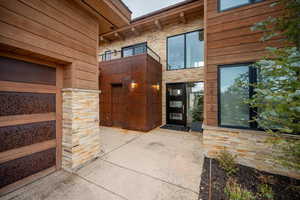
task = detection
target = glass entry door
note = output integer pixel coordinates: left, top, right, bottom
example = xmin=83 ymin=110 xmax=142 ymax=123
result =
xmin=166 ymin=83 xmax=186 ymax=126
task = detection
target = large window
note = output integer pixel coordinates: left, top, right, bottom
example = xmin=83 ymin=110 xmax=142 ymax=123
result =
xmin=219 ymin=0 xmax=263 ymax=12
xmin=218 ymin=63 xmax=257 ymax=128
xmin=167 ymin=30 xmax=204 ymax=70
xmin=122 ymin=43 xmax=147 ymax=57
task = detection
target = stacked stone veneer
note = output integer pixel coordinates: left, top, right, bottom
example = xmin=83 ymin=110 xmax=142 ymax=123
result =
xmin=203 ymin=125 xmax=300 ymax=179
xmin=62 ymin=88 xmax=100 ymax=172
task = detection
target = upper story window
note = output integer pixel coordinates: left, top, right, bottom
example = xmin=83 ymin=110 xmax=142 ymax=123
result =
xmin=219 ymin=0 xmax=263 ymax=12
xmin=167 ymin=30 xmax=204 ymax=70
xmin=122 ymin=43 xmax=147 ymax=57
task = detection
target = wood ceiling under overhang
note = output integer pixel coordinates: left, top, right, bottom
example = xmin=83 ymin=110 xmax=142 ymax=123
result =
xmin=99 ymin=0 xmax=204 ymax=44
xmin=75 ymin=0 xmax=132 ymax=35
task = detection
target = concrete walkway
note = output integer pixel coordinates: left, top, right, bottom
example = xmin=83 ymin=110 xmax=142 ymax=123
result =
xmin=2 ymin=127 xmax=204 ymax=200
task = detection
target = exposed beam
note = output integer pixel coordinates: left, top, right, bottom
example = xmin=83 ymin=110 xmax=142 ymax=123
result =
xmin=179 ymin=12 xmax=186 ymax=24
xmin=131 ymin=27 xmax=140 ymax=36
xmin=114 ymin=32 xmax=124 ymax=40
xmin=154 ymin=19 xmax=163 ymax=30
xmin=99 ymin=0 xmax=203 ymax=38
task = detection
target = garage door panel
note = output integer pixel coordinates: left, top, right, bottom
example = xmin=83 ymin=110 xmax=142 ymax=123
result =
xmin=0 ymin=56 xmax=56 ymax=85
xmin=0 ymin=121 xmax=56 ymax=152
xmin=0 ymin=55 xmax=60 ymax=193
xmin=0 ymin=92 xmax=56 ymax=116
xmin=0 ymin=148 xmax=56 ymax=188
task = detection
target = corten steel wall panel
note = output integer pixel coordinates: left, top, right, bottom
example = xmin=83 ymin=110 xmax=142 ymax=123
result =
xmin=0 ymin=121 xmax=56 ymax=152
xmin=204 ymin=0 xmax=283 ymax=126
xmin=99 ymin=54 xmax=162 ymax=131
xmin=0 ymin=148 xmax=56 ymax=188
xmin=0 ymin=92 xmax=55 ymax=116
xmin=0 ymin=56 xmax=56 ymax=86
xmin=146 ymin=55 xmax=162 ymax=130
xmin=111 ymin=84 xmax=124 ymax=127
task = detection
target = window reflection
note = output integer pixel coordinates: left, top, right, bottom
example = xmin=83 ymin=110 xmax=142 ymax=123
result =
xmin=186 ymin=82 xmax=204 ymax=130
xmin=167 ymin=34 xmax=185 ymax=70
xmin=219 ymin=66 xmax=250 ymax=127
xmin=219 ymin=0 xmax=263 ymax=11
xmin=186 ymin=31 xmax=204 ymax=68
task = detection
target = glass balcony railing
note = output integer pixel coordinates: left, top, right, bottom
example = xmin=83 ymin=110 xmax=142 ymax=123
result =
xmin=99 ymin=45 xmax=161 ymax=63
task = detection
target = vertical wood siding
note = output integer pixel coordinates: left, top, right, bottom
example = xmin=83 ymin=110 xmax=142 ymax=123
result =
xmin=204 ymin=0 xmax=283 ymax=126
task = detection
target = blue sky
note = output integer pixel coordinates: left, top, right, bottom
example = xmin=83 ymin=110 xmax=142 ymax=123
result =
xmin=122 ymin=0 xmax=185 ymax=19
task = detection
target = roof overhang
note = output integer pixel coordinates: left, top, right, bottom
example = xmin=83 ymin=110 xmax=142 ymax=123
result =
xmin=75 ymin=0 xmax=132 ymax=35
xmin=99 ymin=0 xmax=204 ymax=44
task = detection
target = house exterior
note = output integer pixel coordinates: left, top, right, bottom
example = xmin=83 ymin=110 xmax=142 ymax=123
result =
xmin=0 ymin=0 xmax=299 ymax=195
xmin=99 ymin=0 xmax=205 ymax=131
xmin=98 ymin=0 xmax=299 ymax=179
xmin=0 ymin=0 xmax=131 ymax=194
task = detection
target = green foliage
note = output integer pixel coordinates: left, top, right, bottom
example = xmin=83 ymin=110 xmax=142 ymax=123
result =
xmin=225 ymin=178 xmax=256 ymax=200
xmin=257 ymin=184 xmax=274 ymax=200
xmin=251 ymin=0 xmax=300 ymax=48
xmin=248 ymin=0 xmax=300 ymax=171
xmin=216 ymin=150 xmax=238 ymax=176
xmin=192 ymin=93 xmax=204 ymax=122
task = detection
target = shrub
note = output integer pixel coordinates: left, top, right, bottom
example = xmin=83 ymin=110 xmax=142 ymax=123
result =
xmin=225 ymin=178 xmax=256 ymax=200
xmin=257 ymin=184 xmax=274 ymax=200
xmin=216 ymin=150 xmax=238 ymax=176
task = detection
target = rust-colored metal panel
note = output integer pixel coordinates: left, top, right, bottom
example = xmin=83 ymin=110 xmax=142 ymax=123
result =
xmin=0 ymin=121 xmax=56 ymax=152
xmin=0 ymin=148 xmax=56 ymax=188
xmin=111 ymin=84 xmax=124 ymax=127
xmin=99 ymin=54 xmax=162 ymax=131
xmin=0 ymin=56 xmax=56 ymax=86
xmin=0 ymin=92 xmax=55 ymax=116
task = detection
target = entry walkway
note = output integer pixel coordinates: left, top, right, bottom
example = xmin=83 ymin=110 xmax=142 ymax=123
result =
xmin=2 ymin=127 xmax=204 ymax=200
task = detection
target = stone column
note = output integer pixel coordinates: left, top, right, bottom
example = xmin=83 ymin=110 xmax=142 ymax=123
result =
xmin=62 ymin=88 xmax=100 ymax=172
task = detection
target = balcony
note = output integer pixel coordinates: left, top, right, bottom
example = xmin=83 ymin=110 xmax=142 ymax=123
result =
xmin=99 ymin=45 xmax=161 ymax=63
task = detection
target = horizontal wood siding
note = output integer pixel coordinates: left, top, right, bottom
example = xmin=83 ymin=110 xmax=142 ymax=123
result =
xmin=204 ymin=0 xmax=282 ymax=126
xmin=0 ymin=0 xmax=99 ymax=90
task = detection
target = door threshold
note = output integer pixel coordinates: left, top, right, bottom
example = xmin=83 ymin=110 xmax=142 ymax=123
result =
xmin=160 ymin=124 xmax=190 ymax=132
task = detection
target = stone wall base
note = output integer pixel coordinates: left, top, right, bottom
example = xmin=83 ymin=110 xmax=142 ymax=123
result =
xmin=203 ymin=125 xmax=300 ymax=179
xmin=62 ymin=88 xmax=100 ymax=172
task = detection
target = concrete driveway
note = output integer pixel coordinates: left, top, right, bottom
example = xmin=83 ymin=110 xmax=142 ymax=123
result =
xmin=2 ymin=127 xmax=204 ymax=200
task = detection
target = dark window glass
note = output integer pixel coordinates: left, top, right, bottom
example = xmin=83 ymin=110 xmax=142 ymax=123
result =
xmin=122 ymin=48 xmax=133 ymax=57
xmin=167 ymin=30 xmax=204 ymax=70
xmin=186 ymin=31 xmax=204 ymax=68
xmin=219 ymin=0 xmax=263 ymax=11
xmin=122 ymin=43 xmax=146 ymax=57
xmin=103 ymin=51 xmax=111 ymax=61
xmin=219 ymin=64 xmax=251 ymax=128
xmin=167 ymin=34 xmax=185 ymax=70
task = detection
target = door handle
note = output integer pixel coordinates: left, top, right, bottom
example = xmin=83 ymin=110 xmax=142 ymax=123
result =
xmin=182 ymin=106 xmax=185 ymax=113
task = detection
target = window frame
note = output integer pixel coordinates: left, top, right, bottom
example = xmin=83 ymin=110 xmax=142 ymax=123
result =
xmin=102 ymin=50 xmax=112 ymax=61
xmin=121 ymin=42 xmax=147 ymax=58
xmin=166 ymin=29 xmax=204 ymax=71
xmin=218 ymin=0 xmax=264 ymax=12
xmin=217 ymin=63 xmax=258 ymax=130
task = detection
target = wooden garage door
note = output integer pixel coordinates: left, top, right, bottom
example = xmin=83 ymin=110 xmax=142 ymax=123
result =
xmin=0 ymin=56 xmax=62 ymax=194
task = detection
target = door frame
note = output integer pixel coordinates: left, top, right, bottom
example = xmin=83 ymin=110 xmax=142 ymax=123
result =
xmin=110 ymin=83 xmax=124 ymax=128
xmin=0 ymin=52 xmax=63 ymax=195
xmin=166 ymin=82 xmax=187 ymax=126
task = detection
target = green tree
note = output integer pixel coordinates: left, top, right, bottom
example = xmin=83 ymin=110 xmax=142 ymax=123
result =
xmin=249 ymin=0 xmax=300 ymax=170
xmin=192 ymin=92 xmax=204 ymax=122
